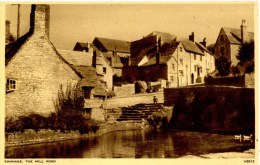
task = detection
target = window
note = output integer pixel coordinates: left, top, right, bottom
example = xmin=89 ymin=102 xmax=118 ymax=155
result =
xmin=180 ymin=58 xmax=183 ymax=65
xmin=6 ymin=79 xmax=16 ymax=91
xmin=179 ymin=70 xmax=184 ymax=77
xmin=194 ymin=54 xmax=196 ymax=60
xmin=200 ymin=55 xmax=202 ymax=61
xmin=194 ymin=65 xmax=197 ymax=72
xmin=172 ymin=63 xmax=175 ymax=71
xmin=82 ymin=87 xmax=92 ymax=99
xmin=170 ymin=76 xmax=174 ymax=82
xmin=103 ymin=67 xmax=107 ymax=74
xmin=179 ymin=47 xmax=183 ymax=52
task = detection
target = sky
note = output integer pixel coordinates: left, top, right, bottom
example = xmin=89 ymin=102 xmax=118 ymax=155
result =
xmin=5 ymin=3 xmax=255 ymax=50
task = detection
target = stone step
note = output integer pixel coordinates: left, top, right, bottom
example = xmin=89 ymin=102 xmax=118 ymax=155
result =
xmin=117 ymin=118 xmax=142 ymax=121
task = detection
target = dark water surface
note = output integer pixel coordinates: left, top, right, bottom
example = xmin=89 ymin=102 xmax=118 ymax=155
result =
xmin=5 ymin=130 xmax=253 ymax=158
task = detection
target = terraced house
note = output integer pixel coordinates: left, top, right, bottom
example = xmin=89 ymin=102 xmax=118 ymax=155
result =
xmin=123 ymin=31 xmax=215 ymax=87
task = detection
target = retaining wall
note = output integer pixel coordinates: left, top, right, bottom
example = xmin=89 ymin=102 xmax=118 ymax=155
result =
xmin=5 ymin=121 xmax=146 ymax=147
xmin=164 ymin=87 xmax=255 ymax=133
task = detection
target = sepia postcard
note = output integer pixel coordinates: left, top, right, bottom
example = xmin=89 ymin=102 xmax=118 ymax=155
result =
xmin=1 ymin=1 xmax=258 ymax=165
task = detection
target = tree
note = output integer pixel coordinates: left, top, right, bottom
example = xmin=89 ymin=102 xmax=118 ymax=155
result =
xmin=215 ymin=56 xmax=231 ymax=76
xmin=236 ymin=40 xmax=254 ymax=73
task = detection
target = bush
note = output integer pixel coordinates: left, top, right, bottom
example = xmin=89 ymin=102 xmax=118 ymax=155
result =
xmin=5 ymin=114 xmax=48 ymax=133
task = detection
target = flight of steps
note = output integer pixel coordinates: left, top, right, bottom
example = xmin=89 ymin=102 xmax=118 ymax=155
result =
xmin=116 ymin=103 xmax=163 ymax=122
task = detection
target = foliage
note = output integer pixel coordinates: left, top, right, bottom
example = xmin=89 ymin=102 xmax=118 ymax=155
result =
xmin=5 ymin=114 xmax=48 ymax=133
xmin=230 ymin=65 xmax=241 ymax=76
xmin=215 ymin=56 xmax=231 ymax=76
xmin=5 ymin=84 xmax=100 ymax=134
xmin=236 ymin=40 xmax=254 ymax=74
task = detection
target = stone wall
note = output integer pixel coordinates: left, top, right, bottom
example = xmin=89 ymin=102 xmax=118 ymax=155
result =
xmin=205 ymin=74 xmax=255 ymax=88
xmin=164 ymin=87 xmax=255 ymax=133
xmin=122 ymin=65 xmax=168 ymax=83
xmin=5 ymin=121 xmax=145 ymax=147
xmin=245 ymin=73 xmax=254 ymax=88
xmin=113 ymin=84 xmax=135 ymax=96
xmin=84 ymin=98 xmax=105 ymax=121
xmin=5 ymin=35 xmax=80 ymax=117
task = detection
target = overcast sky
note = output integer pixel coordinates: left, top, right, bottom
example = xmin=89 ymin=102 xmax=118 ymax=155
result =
xmin=6 ymin=3 xmax=255 ymax=50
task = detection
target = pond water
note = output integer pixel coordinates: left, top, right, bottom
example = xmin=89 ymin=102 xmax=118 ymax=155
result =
xmin=5 ymin=130 xmax=253 ymax=158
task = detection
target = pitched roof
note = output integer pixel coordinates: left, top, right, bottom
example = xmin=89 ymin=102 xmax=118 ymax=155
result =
xmin=222 ymin=27 xmax=254 ymax=44
xmin=58 ymin=49 xmax=92 ymax=66
xmin=73 ymin=66 xmax=106 ymax=95
xmin=195 ymin=42 xmax=212 ymax=54
xmin=141 ymin=55 xmax=173 ymax=66
xmin=93 ymin=37 xmax=130 ymax=53
xmin=73 ymin=66 xmax=99 ymax=86
xmin=179 ymin=39 xmax=204 ymax=55
xmin=146 ymin=31 xmax=177 ymax=43
xmin=102 ymin=52 xmax=124 ymax=68
xmin=5 ymin=31 xmax=33 ymax=65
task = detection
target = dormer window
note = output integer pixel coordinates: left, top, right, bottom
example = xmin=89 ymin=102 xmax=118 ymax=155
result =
xmin=6 ymin=79 xmax=17 ymax=92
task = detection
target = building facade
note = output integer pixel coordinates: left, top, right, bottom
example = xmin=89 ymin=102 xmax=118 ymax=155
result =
xmin=214 ymin=20 xmax=254 ymax=66
xmin=73 ymin=42 xmax=113 ymax=90
xmin=123 ymin=32 xmax=215 ymax=88
xmin=5 ymin=5 xmax=81 ymax=117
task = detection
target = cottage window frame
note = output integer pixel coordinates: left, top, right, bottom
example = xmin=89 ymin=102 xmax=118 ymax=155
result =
xmin=179 ymin=70 xmax=184 ymax=77
xmin=180 ymin=58 xmax=183 ymax=65
xmin=6 ymin=79 xmax=17 ymax=92
xmin=103 ymin=67 xmax=107 ymax=74
xmin=172 ymin=63 xmax=175 ymax=71
xmin=82 ymin=87 xmax=93 ymax=99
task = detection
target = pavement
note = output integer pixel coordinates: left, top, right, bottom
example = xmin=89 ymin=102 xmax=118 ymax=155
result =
xmin=105 ymin=91 xmax=164 ymax=109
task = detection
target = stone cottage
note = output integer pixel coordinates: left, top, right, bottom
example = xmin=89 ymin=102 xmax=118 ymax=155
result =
xmin=5 ymin=5 xmax=81 ymax=117
xmin=73 ymin=42 xmax=113 ymax=90
xmin=214 ymin=20 xmax=254 ymax=65
xmin=58 ymin=49 xmax=107 ymax=121
xmin=92 ymin=37 xmax=131 ymax=85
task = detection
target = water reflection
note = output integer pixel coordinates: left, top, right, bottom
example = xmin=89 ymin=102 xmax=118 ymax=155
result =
xmin=5 ymin=130 xmax=253 ymax=158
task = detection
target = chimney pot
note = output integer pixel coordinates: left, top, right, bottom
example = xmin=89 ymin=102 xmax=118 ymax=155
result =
xmin=189 ymin=32 xmax=195 ymax=42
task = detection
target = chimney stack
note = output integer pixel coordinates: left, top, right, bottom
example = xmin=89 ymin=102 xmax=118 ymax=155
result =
xmin=156 ymin=37 xmax=161 ymax=65
xmin=5 ymin=20 xmax=11 ymax=43
xmin=189 ymin=32 xmax=195 ymax=42
xmin=30 ymin=4 xmax=50 ymax=38
xmin=92 ymin=51 xmax=97 ymax=68
xmin=241 ymin=19 xmax=247 ymax=44
xmin=200 ymin=38 xmax=207 ymax=47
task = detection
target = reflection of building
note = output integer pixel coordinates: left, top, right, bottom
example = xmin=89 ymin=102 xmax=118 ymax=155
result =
xmin=123 ymin=31 xmax=215 ymax=87
xmin=5 ymin=5 xmax=81 ymax=117
xmin=214 ymin=20 xmax=254 ymax=65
